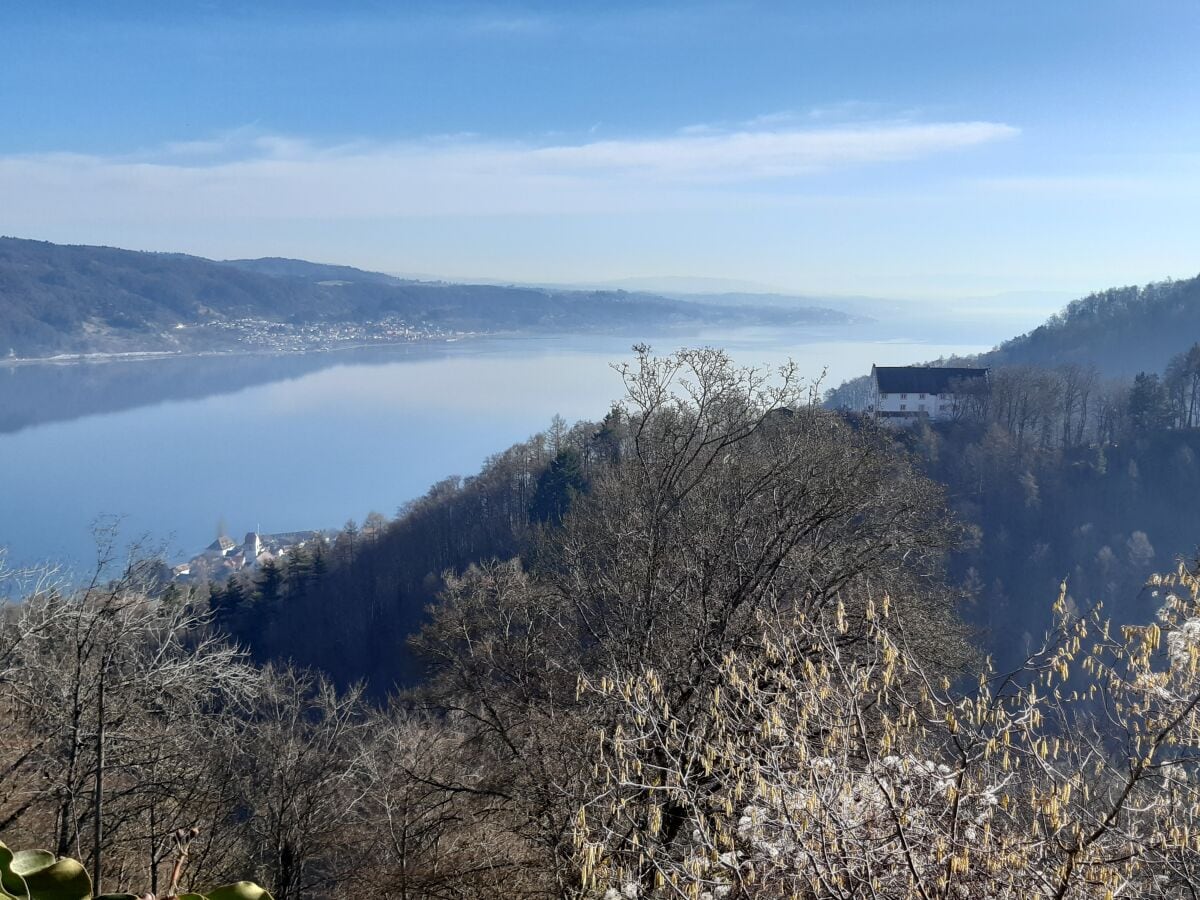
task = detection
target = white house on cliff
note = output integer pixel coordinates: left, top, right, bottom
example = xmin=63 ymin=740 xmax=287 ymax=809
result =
xmin=869 ymin=365 xmax=990 ymax=425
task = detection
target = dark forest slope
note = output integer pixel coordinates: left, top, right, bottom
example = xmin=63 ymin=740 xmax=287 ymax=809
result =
xmin=986 ymin=274 xmax=1200 ymax=375
xmin=824 ymin=271 xmax=1200 ymax=409
xmin=235 ymin=274 xmax=1200 ymax=693
xmin=223 ymin=377 xmax=1200 ymax=694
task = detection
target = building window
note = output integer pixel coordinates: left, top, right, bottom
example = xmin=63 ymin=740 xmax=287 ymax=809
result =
xmin=919 ymin=393 xmax=926 ymax=399
xmin=879 ymin=392 xmax=888 ymax=399
xmin=900 ymin=393 xmax=907 ymax=399
xmin=899 ymin=404 xmax=907 ymax=411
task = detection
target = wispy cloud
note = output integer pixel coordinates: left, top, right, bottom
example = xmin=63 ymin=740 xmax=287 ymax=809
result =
xmin=0 ymin=120 xmax=1018 ymax=223
xmin=740 ymin=102 xmax=892 ymax=128
xmin=528 ymin=121 xmax=1016 ymax=180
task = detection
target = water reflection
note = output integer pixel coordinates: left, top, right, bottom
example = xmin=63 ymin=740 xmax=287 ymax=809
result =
xmin=0 ymin=330 xmax=987 ymax=568
xmin=0 ymin=342 xmax=487 ymax=435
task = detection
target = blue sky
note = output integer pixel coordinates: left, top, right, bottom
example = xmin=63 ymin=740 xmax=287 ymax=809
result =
xmin=2 ymin=1 xmax=1199 ymax=305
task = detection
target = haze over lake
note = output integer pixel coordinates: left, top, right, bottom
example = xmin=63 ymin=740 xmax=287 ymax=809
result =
xmin=0 ymin=329 xmax=986 ymax=569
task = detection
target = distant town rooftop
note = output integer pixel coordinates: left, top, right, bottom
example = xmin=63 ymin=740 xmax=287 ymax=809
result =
xmin=872 ymin=366 xmax=989 ymax=395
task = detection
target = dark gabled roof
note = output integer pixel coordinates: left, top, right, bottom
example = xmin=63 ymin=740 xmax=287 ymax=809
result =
xmin=872 ymin=366 xmax=989 ymax=394
xmin=207 ymin=535 xmax=236 ymax=553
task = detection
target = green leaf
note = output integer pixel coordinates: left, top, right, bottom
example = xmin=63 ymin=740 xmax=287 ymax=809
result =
xmin=17 ymin=857 xmax=91 ymax=900
xmin=205 ymin=883 xmax=274 ymax=900
xmin=0 ymin=841 xmax=272 ymax=900
xmin=0 ymin=843 xmax=95 ymax=900
xmin=8 ymin=852 xmax=55 ymax=880
xmin=0 ymin=842 xmax=29 ymax=899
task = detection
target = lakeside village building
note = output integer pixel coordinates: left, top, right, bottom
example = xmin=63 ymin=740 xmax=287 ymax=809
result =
xmin=171 ymin=529 xmax=327 ymax=581
xmin=869 ymin=365 xmax=990 ymax=426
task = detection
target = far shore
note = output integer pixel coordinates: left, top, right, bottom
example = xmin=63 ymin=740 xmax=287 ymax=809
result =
xmin=0 ymin=334 xmax=484 ymax=369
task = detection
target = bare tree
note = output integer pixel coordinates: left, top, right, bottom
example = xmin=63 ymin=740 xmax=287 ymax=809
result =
xmin=0 ymin=540 xmax=258 ymax=895
xmin=231 ymin=667 xmax=370 ymax=900
xmin=575 ymin=564 xmax=1200 ymax=899
xmin=414 ymin=347 xmax=965 ymax=896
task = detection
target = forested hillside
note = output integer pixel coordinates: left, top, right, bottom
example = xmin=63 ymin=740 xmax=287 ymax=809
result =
xmin=211 ymin=420 xmax=578 ymax=686
xmin=205 ymin=351 xmax=964 ymax=691
xmin=0 ymin=237 xmax=851 ymax=357
xmin=6 ymin=348 xmax=1200 ymax=898
xmin=989 ymin=273 xmax=1200 ymax=374
xmin=824 ymin=271 xmax=1200 ymax=410
xmin=898 ymin=370 xmax=1200 ymax=673
xmin=823 ymin=345 xmax=1200 ymax=672
xmin=218 ymin=340 xmax=1200 ymax=693
xmin=817 ymin=275 xmax=1200 ymax=665
xmin=219 ymin=256 xmax=409 ymax=285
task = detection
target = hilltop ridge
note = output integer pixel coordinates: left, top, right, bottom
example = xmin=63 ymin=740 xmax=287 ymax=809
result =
xmin=0 ymin=237 xmax=854 ymax=359
xmin=985 ymin=273 xmax=1200 ymax=374
xmin=824 ymin=270 xmax=1200 ymax=408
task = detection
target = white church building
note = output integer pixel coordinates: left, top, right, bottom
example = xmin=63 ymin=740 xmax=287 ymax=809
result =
xmin=869 ymin=365 xmax=990 ymax=425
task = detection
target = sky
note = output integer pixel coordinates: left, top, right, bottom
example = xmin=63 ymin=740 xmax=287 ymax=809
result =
xmin=2 ymin=1 xmax=1199 ymax=305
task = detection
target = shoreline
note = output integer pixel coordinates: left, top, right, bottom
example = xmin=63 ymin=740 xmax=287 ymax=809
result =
xmin=0 ymin=317 xmax=873 ymax=372
xmin=0 ymin=334 xmax=485 ymax=369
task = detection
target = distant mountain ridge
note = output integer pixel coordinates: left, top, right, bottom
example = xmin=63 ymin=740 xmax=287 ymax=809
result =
xmin=219 ymin=257 xmax=411 ymax=286
xmin=0 ymin=237 xmax=854 ymax=359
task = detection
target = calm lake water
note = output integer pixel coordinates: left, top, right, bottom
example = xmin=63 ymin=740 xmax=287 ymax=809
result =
xmin=0 ymin=329 xmax=988 ymax=569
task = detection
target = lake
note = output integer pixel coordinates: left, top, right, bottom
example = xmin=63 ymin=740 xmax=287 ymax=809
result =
xmin=0 ymin=328 xmax=989 ymax=570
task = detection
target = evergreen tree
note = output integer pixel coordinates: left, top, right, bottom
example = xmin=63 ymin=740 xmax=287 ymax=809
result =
xmin=256 ymin=558 xmax=284 ymax=612
xmin=1128 ymin=372 xmax=1172 ymax=433
xmin=286 ymin=546 xmax=313 ymax=598
xmin=529 ymin=448 xmax=588 ymax=525
xmin=311 ymin=539 xmax=330 ymax=578
xmin=593 ymin=406 xmax=623 ymax=466
xmin=210 ymin=576 xmax=250 ymax=641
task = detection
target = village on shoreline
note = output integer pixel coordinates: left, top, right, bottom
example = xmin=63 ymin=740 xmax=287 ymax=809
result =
xmin=2 ymin=315 xmax=475 ymax=367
